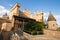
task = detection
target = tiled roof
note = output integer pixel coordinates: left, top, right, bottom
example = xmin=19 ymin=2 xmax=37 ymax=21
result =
xmin=47 ymin=12 xmax=56 ymax=21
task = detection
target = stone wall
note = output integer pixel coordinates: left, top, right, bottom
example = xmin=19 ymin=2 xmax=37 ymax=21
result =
xmin=43 ymin=29 xmax=60 ymax=40
xmin=23 ymin=9 xmax=43 ymax=22
xmin=1 ymin=22 xmax=12 ymax=31
xmin=43 ymin=29 xmax=56 ymax=36
xmin=9 ymin=3 xmax=20 ymax=20
xmin=23 ymin=29 xmax=60 ymax=40
xmin=48 ymin=21 xmax=58 ymax=30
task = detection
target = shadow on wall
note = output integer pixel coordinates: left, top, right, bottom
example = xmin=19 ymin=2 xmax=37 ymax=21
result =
xmin=0 ymin=30 xmax=28 ymax=40
xmin=0 ymin=30 xmax=10 ymax=40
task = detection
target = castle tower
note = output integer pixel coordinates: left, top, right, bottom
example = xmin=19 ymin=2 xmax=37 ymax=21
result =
xmin=9 ymin=3 xmax=20 ymax=20
xmin=38 ymin=11 xmax=43 ymax=22
xmin=47 ymin=11 xmax=58 ymax=30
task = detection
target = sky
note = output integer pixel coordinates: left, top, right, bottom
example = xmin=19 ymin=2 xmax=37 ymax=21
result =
xmin=0 ymin=0 xmax=60 ymax=26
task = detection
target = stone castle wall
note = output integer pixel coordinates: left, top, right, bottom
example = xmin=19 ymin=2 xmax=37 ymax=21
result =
xmin=48 ymin=21 xmax=58 ymax=30
xmin=43 ymin=29 xmax=60 ymax=39
xmin=23 ymin=9 xmax=43 ymax=22
xmin=9 ymin=3 xmax=20 ymax=20
xmin=23 ymin=29 xmax=60 ymax=40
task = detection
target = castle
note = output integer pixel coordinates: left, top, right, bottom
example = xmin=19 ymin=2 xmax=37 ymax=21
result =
xmin=0 ymin=3 xmax=59 ymax=40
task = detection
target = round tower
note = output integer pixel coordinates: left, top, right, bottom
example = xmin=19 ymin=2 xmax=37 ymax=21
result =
xmin=47 ymin=11 xmax=58 ymax=30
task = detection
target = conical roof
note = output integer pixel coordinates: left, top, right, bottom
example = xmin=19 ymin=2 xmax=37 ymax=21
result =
xmin=47 ymin=12 xmax=56 ymax=21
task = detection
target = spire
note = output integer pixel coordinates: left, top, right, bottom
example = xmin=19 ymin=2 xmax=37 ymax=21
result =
xmin=47 ymin=11 xmax=56 ymax=21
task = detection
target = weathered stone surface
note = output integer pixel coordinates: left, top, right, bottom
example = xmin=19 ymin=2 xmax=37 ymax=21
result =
xmin=23 ymin=29 xmax=60 ymax=40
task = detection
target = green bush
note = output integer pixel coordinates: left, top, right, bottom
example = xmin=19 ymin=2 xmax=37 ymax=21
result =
xmin=24 ymin=20 xmax=44 ymax=35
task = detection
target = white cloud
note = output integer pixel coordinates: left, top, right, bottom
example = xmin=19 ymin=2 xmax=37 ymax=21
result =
xmin=54 ymin=15 xmax=60 ymax=26
xmin=0 ymin=5 xmax=9 ymax=17
xmin=55 ymin=15 xmax=60 ymax=19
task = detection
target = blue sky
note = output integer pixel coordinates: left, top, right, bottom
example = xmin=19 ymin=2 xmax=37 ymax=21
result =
xmin=0 ymin=0 xmax=60 ymax=26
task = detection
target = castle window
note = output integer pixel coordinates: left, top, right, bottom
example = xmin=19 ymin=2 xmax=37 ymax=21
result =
xmin=53 ymin=24 xmax=54 ymax=26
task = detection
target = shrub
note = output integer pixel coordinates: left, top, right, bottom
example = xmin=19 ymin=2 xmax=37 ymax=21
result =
xmin=24 ymin=20 xmax=44 ymax=35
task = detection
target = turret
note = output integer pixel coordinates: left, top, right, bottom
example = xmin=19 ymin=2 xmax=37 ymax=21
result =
xmin=47 ymin=11 xmax=58 ymax=30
